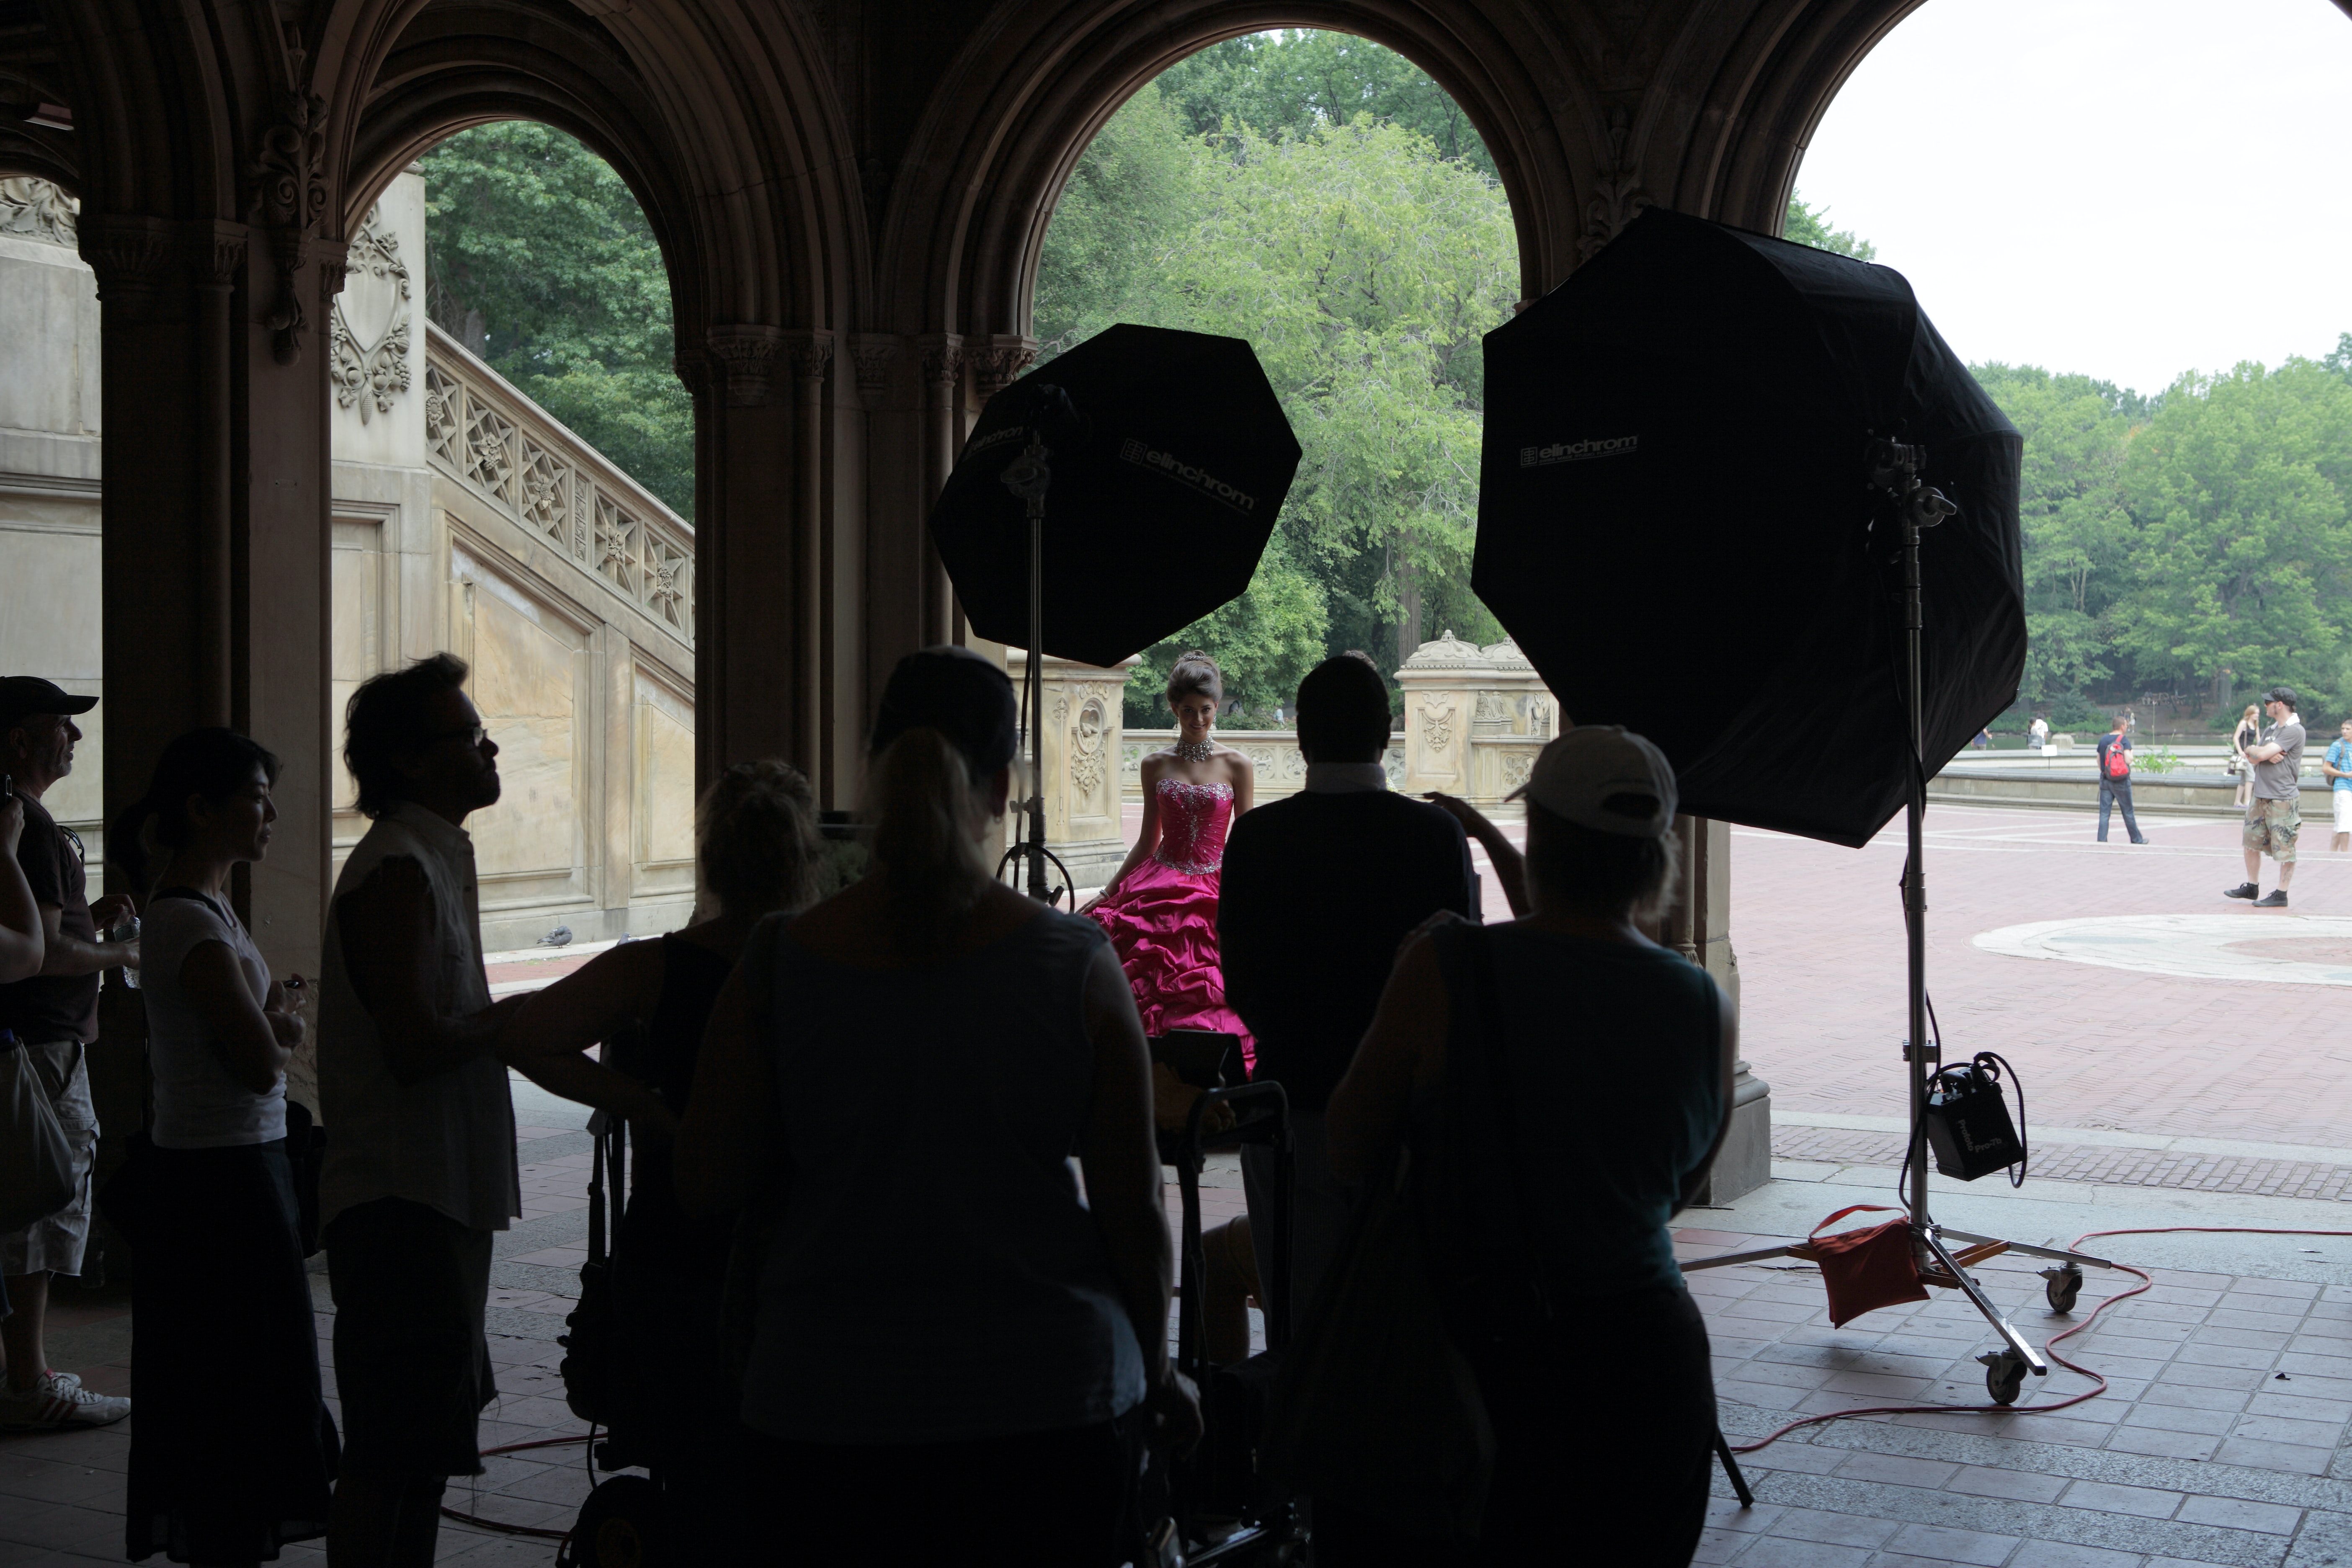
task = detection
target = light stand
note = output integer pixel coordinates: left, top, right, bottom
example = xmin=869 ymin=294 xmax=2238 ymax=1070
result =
xmin=1684 ymin=441 xmax=2116 ymax=1406
xmin=996 ymin=432 xmax=1073 ymax=906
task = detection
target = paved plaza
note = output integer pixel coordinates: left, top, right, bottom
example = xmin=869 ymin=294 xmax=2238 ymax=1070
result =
xmin=15 ymin=799 xmax=2352 ymax=1564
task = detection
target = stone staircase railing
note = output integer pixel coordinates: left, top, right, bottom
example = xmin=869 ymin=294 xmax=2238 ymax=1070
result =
xmin=422 ymin=321 xmax=694 ymax=647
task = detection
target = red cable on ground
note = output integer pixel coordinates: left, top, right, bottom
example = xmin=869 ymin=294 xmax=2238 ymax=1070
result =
xmin=439 ymin=1432 xmax=596 ymax=1542
xmin=1725 ymin=1225 xmax=2352 ymax=1454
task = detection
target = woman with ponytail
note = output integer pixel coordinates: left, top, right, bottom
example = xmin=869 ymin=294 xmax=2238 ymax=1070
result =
xmin=677 ymin=647 xmax=1199 ymax=1565
xmin=109 ymin=727 xmax=338 ymax=1565
xmin=1084 ymin=649 xmax=1255 ymax=1065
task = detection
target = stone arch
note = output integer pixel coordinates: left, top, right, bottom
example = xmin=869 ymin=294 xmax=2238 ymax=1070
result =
xmin=880 ymin=2 xmax=1598 ymax=350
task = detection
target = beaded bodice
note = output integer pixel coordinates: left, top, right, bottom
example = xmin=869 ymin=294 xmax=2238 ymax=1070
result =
xmin=1151 ymin=777 xmax=1235 ymax=874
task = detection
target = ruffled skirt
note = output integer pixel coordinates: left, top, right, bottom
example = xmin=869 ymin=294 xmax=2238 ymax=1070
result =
xmin=1088 ymin=859 xmax=1255 ymax=1070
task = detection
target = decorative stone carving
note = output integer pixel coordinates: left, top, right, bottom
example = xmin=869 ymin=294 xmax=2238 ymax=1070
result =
xmin=79 ymin=216 xmax=177 ymax=310
xmin=971 ymin=339 xmax=1037 ymax=400
xmin=249 ymin=94 xmax=329 ymax=364
xmin=707 ymin=325 xmax=787 ymax=406
xmin=789 ymin=331 xmax=835 ymax=383
xmin=330 ymin=201 xmax=412 ymax=423
xmin=1420 ymin=691 xmax=1457 ymax=751
xmin=919 ymin=335 xmax=965 ymax=388
xmin=1578 ymin=107 xmax=1651 ymax=263
xmin=1500 ymin=750 xmax=1536 ymax=790
xmin=0 ymin=178 xmax=77 ymax=245
xmin=850 ymin=335 xmax=897 ymax=395
xmin=1071 ymin=695 xmax=1109 ymax=796
xmin=672 ymin=348 xmax=713 ymax=397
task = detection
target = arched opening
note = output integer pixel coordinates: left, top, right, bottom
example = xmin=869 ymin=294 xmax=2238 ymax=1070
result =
xmin=1034 ymin=29 xmax=1522 ymax=727
xmin=1745 ymin=0 xmax=2352 ymax=1140
xmin=328 ymin=122 xmax=701 ymax=953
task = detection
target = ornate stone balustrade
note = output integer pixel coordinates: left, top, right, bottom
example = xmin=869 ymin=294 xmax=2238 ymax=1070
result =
xmin=422 ymin=321 xmax=694 ymax=647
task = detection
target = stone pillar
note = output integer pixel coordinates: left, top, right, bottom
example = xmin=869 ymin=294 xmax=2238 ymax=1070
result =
xmin=1006 ymin=650 xmax=1138 ymax=893
xmin=84 ymin=206 xmax=335 ymax=979
xmin=1470 ymin=636 xmax=1558 ymax=806
xmin=1684 ymin=814 xmax=1770 ymax=1203
xmin=1393 ymin=630 xmax=1493 ymax=797
xmin=701 ymin=325 xmax=802 ymax=782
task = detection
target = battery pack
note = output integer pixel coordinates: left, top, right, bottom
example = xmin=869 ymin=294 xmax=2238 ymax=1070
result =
xmin=1921 ymin=1054 xmax=2026 ymax=1181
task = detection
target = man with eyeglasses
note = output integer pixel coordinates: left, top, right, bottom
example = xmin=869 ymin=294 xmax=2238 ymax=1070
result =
xmin=0 ymin=677 xmax=138 ymax=1430
xmin=315 ymin=652 xmax=528 ymax=1564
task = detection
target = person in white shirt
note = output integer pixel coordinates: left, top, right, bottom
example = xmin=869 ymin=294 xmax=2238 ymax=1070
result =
xmin=109 ymin=727 xmax=335 ymax=1560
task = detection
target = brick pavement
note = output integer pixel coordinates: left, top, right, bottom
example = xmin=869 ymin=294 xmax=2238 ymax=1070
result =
xmin=1773 ymin=1127 xmax=2352 ymax=1204
xmin=1733 ymin=805 xmax=2352 ymax=1151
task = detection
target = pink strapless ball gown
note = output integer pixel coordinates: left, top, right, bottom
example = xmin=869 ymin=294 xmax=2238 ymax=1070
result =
xmin=1088 ymin=777 xmax=1255 ymax=1070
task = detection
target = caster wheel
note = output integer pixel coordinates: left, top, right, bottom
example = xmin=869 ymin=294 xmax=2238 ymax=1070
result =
xmin=2042 ymin=1264 xmax=2084 ymax=1314
xmin=1979 ymin=1351 xmax=2027 ymax=1406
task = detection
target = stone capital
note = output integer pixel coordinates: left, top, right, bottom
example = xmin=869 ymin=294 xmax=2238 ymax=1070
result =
xmin=788 ymin=329 xmax=835 ymax=383
xmin=917 ymin=333 xmax=964 ymax=389
xmin=707 ymin=324 xmax=788 ymax=406
xmin=848 ymin=333 xmax=899 ymax=408
xmin=971 ymin=336 xmax=1037 ymax=400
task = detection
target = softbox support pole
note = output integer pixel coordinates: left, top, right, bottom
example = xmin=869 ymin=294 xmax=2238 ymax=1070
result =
xmin=1681 ymin=442 xmax=2117 ymax=1409
xmin=998 ymin=430 xmax=1069 ymax=907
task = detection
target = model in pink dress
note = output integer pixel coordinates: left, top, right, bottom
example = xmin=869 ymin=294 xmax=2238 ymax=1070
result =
xmin=1086 ymin=651 xmax=1256 ymax=1067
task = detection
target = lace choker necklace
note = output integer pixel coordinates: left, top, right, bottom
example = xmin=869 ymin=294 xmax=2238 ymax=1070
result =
xmin=1173 ymin=739 xmax=1215 ymax=763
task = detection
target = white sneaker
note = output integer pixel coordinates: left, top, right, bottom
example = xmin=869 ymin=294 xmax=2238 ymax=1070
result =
xmin=0 ymin=1370 xmax=130 ymax=1429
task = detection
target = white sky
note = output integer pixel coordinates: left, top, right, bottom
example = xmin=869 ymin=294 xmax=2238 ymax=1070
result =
xmin=1795 ymin=0 xmax=2352 ymax=397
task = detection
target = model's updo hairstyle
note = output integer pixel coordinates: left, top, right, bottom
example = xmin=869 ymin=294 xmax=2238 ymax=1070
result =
xmin=1166 ymin=650 xmax=1223 ymax=712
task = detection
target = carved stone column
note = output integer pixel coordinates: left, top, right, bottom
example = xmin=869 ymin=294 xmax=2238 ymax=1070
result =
xmin=970 ymin=336 xmax=1037 ymax=404
xmin=1393 ymin=630 xmax=1493 ymax=797
xmin=702 ymin=325 xmax=799 ymax=777
xmin=83 ymin=206 xmax=335 ymax=979
xmin=1005 ymin=650 xmax=1139 ymax=892
xmin=917 ymin=334 xmax=964 ymax=645
xmin=789 ymin=330 xmax=834 ymax=792
xmin=1684 ymin=814 xmax=1769 ymax=1203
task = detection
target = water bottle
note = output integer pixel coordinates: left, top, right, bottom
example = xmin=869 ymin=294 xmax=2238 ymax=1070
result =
xmin=110 ymin=916 xmax=140 ymax=989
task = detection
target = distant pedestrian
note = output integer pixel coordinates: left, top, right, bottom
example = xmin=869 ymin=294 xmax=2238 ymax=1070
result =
xmin=2326 ymin=720 xmax=2352 ymax=854
xmin=2226 ymin=686 xmax=2306 ymax=908
xmin=2096 ymin=712 xmax=2147 ymax=845
xmin=2029 ymin=715 xmax=2050 ymax=753
xmin=2233 ymin=704 xmax=2262 ymax=810
xmin=1973 ymin=727 xmax=1991 ymax=750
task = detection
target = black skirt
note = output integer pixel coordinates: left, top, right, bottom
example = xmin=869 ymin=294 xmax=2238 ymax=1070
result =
xmin=127 ymin=1138 xmax=339 ymax=1563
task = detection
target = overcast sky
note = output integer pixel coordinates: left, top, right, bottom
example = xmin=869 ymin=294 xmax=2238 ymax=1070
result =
xmin=1795 ymin=0 xmax=2352 ymax=397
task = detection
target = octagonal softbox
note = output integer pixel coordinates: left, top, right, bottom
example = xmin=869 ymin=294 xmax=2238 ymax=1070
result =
xmin=929 ymin=324 xmax=1302 ymax=669
xmin=1474 ymin=207 xmax=2024 ymax=846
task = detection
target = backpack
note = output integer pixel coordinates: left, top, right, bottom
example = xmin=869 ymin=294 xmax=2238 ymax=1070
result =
xmin=2104 ymin=737 xmax=2130 ymax=779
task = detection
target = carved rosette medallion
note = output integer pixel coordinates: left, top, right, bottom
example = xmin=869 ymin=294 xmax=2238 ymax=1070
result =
xmin=330 ymin=202 xmax=413 ymax=423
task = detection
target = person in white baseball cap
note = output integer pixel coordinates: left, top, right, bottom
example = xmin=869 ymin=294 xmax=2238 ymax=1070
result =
xmin=1320 ymin=723 xmax=1736 ymax=1567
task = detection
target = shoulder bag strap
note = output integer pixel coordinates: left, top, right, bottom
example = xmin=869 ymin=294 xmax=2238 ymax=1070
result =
xmin=1465 ymin=924 xmax=1550 ymax=1309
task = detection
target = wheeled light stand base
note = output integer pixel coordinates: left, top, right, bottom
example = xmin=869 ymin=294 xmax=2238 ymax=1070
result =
xmin=1684 ymin=441 xmax=2115 ymax=1405
xmin=1684 ymin=1222 xmax=2118 ymax=1403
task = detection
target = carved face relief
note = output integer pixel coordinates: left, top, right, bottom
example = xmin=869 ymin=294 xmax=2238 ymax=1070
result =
xmin=1071 ymin=698 xmax=1106 ymax=797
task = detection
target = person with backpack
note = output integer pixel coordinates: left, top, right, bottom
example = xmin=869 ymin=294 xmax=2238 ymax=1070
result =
xmin=1320 ymin=726 xmax=1735 ymax=1566
xmin=2096 ymin=712 xmax=2147 ymax=845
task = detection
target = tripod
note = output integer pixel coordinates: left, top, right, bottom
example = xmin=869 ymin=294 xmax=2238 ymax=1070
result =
xmin=1683 ymin=441 xmax=2115 ymax=1405
xmin=994 ymin=428 xmax=1074 ymax=907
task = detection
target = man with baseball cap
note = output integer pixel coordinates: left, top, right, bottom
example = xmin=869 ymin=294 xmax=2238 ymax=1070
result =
xmin=0 ymin=676 xmax=137 ymax=1429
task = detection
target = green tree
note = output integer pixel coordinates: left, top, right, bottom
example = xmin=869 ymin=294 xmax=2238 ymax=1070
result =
xmin=1153 ymin=30 xmax=1497 ymax=176
xmin=1035 ymin=89 xmax=1519 ymax=721
xmin=1972 ymin=363 xmax=2140 ymax=704
xmin=419 ymin=122 xmax=694 ymax=518
xmin=2327 ymin=331 xmax=2352 ymax=382
xmin=2109 ymin=361 xmax=2352 ymax=708
xmin=1783 ymin=194 xmax=1875 ymax=260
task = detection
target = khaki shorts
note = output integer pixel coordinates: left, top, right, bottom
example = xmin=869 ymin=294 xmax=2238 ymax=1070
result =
xmin=2246 ymin=796 xmax=2301 ymax=863
xmin=2 ymin=1040 xmax=98 ymax=1277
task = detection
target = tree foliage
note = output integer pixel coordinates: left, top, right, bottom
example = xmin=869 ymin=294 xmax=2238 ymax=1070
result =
xmin=1037 ymin=63 xmax=1518 ymax=722
xmin=419 ymin=122 xmax=694 ymax=518
xmin=1783 ymin=195 xmax=1876 ymax=261
xmin=1152 ymin=30 xmax=1497 ymax=176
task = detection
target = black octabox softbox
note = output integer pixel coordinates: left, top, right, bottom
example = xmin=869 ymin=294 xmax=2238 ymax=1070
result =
xmin=1474 ymin=207 xmax=2024 ymax=847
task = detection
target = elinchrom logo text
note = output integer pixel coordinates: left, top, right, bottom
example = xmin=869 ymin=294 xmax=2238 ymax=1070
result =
xmin=1520 ymin=436 xmax=1639 ymax=467
xmin=1121 ymin=438 xmax=1256 ymax=513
